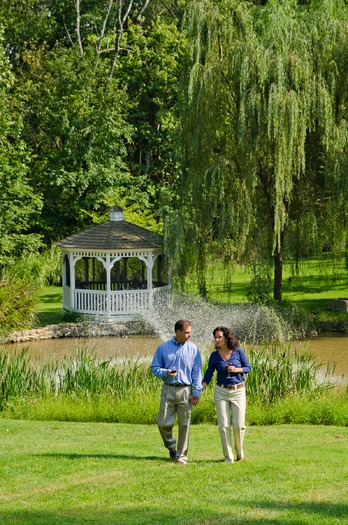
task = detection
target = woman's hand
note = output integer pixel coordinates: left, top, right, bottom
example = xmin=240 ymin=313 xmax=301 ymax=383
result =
xmin=226 ymin=365 xmax=242 ymax=373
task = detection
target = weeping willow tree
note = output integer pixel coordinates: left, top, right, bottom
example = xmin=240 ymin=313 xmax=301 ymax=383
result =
xmin=166 ymin=0 xmax=348 ymax=300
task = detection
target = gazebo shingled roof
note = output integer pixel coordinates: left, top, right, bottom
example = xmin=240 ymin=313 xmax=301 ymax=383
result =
xmin=56 ymin=206 xmax=163 ymax=251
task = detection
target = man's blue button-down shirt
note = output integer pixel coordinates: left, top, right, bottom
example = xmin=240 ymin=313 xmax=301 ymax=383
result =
xmin=151 ymin=336 xmax=203 ymax=397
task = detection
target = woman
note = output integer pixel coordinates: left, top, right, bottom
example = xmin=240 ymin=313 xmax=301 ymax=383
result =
xmin=202 ymin=326 xmax=251 ymax=463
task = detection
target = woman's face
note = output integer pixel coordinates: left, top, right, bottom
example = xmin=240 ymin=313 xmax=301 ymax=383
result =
xmin=214 ymin=330 xmax=226 ymax=348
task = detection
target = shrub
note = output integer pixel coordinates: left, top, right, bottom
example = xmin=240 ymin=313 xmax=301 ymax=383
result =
xmin=3 ymin=245 xmax=61 ymax=287
xmin=0 ymin=279 xmax=38 ymax=338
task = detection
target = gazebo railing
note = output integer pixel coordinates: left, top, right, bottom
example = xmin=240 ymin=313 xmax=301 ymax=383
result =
xmin=64 ymin=285 xmax=171 ymax=316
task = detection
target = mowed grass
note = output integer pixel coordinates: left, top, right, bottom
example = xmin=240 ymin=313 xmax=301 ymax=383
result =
xmin=34 ymin=286 xmax=64 ymax=326
xmin=0 ymin=420 xmax=347 ymax=525
xmin=203 ymin=254 xmax=348 ymax=309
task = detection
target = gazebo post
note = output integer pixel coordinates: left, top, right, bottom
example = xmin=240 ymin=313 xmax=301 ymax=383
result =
xmin=69 ymin=252 xmax=75 ymax=312
xmin=146 ymin=253 xmax=156 ymax=310
xmin=83 ymin=257 xmax=89 ymax=285
xmin=92 ymin=258 xmax=96 ymax=285
xmin=61 ymin=253 xmax=67 ymax=310
xmin=123 ymin=258 xmax=128 ymax=289
xmin=105 ymin=254 xmax=112 ymax=318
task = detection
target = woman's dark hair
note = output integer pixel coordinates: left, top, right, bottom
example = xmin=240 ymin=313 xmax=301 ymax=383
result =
xmin=213 ymin=326 xmax=239 ymax=350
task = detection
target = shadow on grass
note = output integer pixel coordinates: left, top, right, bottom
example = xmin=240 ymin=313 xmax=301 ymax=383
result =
xmin=35 ymin=310 xmax=63 ymax=326
xmin=34 ymin=452 xmax=167 ymax=461
xmin=38 ymin=292 xmax=62 ymax=304
xmin=35 ymin=452 xmax=224 ymax=464
xmin=0 ymin=499 xmax=347 ymax=525
xmin=288 ymin=297 xmax=335 ymax=311
xmin=284 ymin=274 xmax=348 ymax=294
xmin=35 ymin=288 xmax=63 ymax=326
xmin=289 ymin=297 xmax=348 ymax=315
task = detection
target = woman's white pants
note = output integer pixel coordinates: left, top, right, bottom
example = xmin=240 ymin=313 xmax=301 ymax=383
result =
xmin=214 ymin=384 xmax=246 ymax=462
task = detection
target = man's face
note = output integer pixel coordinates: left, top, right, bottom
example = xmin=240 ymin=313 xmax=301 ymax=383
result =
xmin=175 ymin=325 xmax=192 ymax=344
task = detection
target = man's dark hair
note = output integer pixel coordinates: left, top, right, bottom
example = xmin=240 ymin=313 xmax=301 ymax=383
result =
xmin=175 ymin=320 xmax=191 ymax=332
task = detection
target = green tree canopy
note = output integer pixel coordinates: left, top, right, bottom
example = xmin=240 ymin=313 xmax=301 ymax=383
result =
xmin=0 ymin=30 xmax=42 ymax=265
xmin=0 ymin=0 xmax=188 ymax=241
xmin=166 ymin=0 xmax=348 ymax=300
xmin=21 ymin=44 xmax=133 ymax=241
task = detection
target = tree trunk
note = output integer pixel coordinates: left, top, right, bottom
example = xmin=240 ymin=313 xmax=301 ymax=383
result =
xmin=273 ymin=251 xmax=282 ymax=301
xmin=273 ymin=233 xmax=284 ymax=301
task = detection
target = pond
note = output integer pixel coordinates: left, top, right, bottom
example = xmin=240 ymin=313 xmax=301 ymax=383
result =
xmin=3 ymin=333 xmax=348 ymax=380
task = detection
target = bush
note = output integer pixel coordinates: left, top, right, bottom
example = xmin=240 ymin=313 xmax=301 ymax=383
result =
xmin=3 ymin=246 xmax=61 ymax=287
xmin=313 ymin=311 xmax=348 ymax=334
xmin=0 ymin=278 xmax=38 ymax=338
xmin=0 ymin=246 xmax=62 ymax=337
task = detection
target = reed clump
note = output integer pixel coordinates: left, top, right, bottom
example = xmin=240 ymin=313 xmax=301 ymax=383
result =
xmin=0 ymin=343 xmax=346 ymax=426
xmin=246 ymin=344 xmax=334 ymax=404
xmin=3 ymin=347 xmax=159 ymax=403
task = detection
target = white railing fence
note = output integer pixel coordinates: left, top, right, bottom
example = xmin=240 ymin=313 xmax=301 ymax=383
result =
xmin=63 ymin=285 xmax=171 ymax=316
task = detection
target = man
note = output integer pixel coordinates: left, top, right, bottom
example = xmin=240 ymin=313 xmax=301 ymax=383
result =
xmin=150 ymin=319 xmax=202 ymax=465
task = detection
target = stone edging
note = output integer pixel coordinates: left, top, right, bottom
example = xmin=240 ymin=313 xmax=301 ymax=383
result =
xmin=4 ymin=322 xmax=130 ymax=344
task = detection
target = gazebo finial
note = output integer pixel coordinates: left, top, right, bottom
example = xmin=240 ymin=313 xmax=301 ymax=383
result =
xmin=109 ymin=205 xmax=124 ymax=222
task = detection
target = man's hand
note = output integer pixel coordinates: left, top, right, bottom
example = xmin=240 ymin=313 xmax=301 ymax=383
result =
xmin=190 ymin=396 xmax=200 ymax=406
xmin=167 ymin=369 xmax=177 ymax=377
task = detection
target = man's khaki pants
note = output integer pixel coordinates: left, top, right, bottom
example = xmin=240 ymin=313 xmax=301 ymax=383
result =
xmin=214 ymin=383 xmax=246 ymax=462
xmin=156 ymin=384 xmax=192 ymax=464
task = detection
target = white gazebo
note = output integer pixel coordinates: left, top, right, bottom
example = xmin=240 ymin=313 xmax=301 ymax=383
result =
xmin=56 ymin=206 xmax=171 ymax=321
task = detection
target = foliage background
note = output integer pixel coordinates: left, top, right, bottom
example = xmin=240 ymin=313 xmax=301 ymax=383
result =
xmin=0 ymin=0 xmax=347 ymax=332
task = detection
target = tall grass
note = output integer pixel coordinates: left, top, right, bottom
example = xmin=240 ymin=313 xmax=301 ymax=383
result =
xmin=0 ymin=347 xmax=159 ymax=408
xmin=0 ymin=278 xmax=38 ymax=338
xmin=0 ymin=246 xmax=62 ymax=337
xmin=3 ymin=246 xmax=61 ymax=287
xmin=53 ymin=349 xmax=158 ymax=399
xmin=0 ymin=349 xmax=37 ymax=403
xmin=246 ymin=344 xmax=334 ymax=404
xmin=1 ymin=343 xmax=346 ymax=425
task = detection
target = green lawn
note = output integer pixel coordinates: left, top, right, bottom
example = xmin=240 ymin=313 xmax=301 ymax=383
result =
xmin=203 ymin=255 xmax=348 ymax=309
xmin=0 ymin=420 xmax=346 ymax=525
xmin=35 ymin=286 xmax=63 ymax=326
